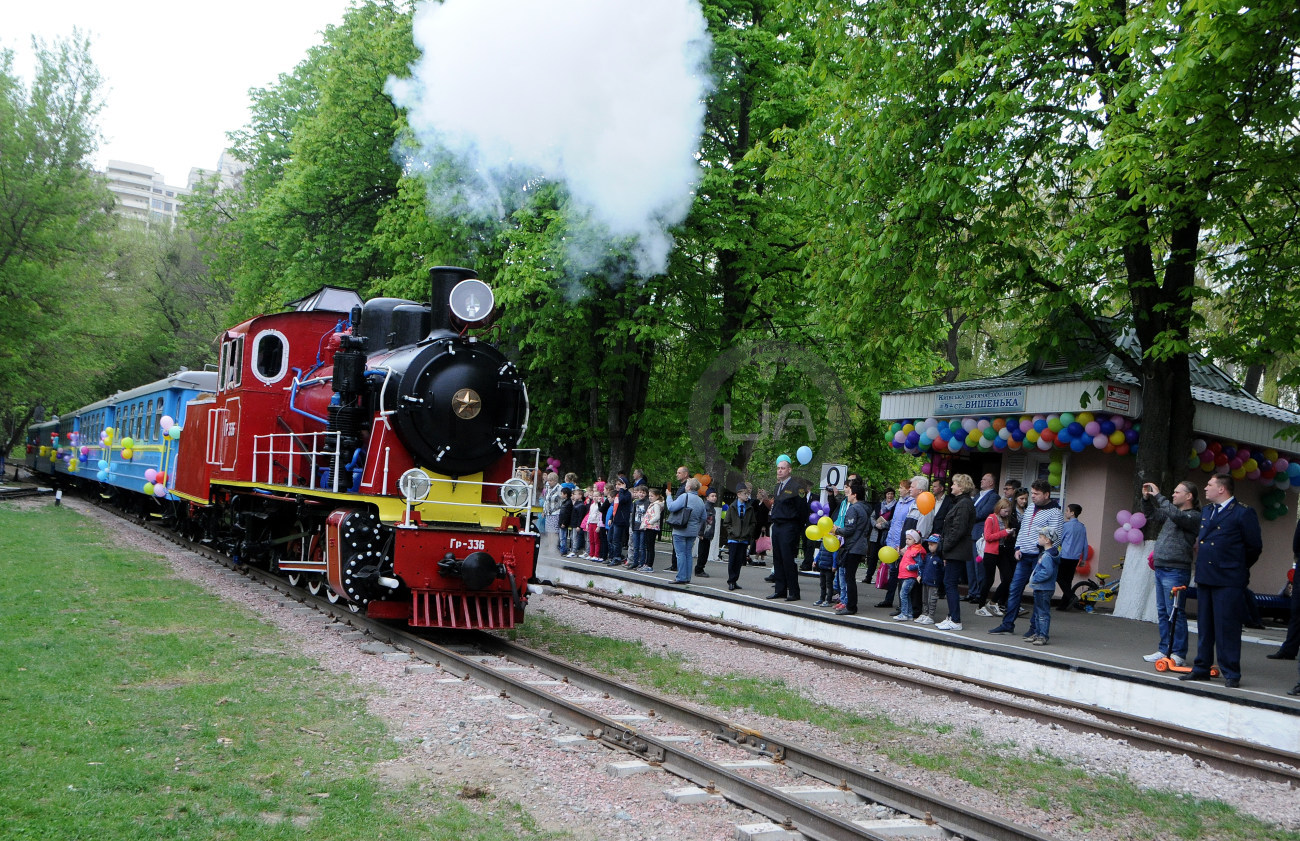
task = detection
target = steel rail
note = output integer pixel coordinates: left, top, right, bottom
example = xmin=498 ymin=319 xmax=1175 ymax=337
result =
xmin=552 ymin=584 xmax=1300 ymax=787
xmin=118 ymin=513 xmax=1055 ymax=841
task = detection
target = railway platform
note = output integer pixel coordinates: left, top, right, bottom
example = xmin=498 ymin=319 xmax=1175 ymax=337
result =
xmin=535 ymin=541 xmax=1300 ymax=756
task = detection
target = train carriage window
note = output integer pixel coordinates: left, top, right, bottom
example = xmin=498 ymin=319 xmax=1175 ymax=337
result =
xmin=146 ymin=400 xmax=155 ymax=441
xmin=252 ymin=330 xmax=289 ymax=385
xmin=220 ymin=337 xmax=244 ymax=390
xmin=154 ymin=404 xmax=163 ymax=441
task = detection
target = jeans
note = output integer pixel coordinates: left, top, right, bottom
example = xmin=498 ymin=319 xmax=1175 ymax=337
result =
xmin=558 ymin=527 xmax=570 ymax=556
xmin=897 ymin=579 xmax=916 ymax=618
xmin=609 ymin=524 xmax=627 ymax=562
xmin=629 ymin=529 xmax=647 ymax=566
xmin=1154 ymin=566 xmax=1191 ymax=657
xmin=672 ymin=534 xmax=697 ymax=582
xmin=994 ymin=554 xmax=1035 ymax=630
xmin=1027 ymin=590 xmax=1052 ymax=640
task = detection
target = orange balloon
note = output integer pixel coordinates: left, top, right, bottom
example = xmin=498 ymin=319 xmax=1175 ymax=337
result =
xmin=915 ymin=491 xmax=936 ymax=515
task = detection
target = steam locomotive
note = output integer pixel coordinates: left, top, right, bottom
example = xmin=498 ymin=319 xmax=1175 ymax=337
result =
xmin=26 ymin=267 xmax=539 ymax=629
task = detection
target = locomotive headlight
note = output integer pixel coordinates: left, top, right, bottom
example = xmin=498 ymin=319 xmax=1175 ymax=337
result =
xmin=398 ymin=468 xmax=432 ymax=503
xmin=449 ymin=279 xmax=495 ymax=325
xmin=499 ymin=477 xmax=532 ymax=512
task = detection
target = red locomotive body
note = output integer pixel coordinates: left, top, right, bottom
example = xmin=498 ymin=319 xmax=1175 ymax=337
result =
xmin=170 ymin=269 xmax=538 ymax=628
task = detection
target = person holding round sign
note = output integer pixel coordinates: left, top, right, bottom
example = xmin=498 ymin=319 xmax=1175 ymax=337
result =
xmin=767 ymin=455 xmax=811 ymax=602
xmin=831 ymin=477 xmax=871 ymax=615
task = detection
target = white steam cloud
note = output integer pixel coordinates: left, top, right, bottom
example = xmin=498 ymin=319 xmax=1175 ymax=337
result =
xmin=388 ymin=0 xmax=712 ymax=277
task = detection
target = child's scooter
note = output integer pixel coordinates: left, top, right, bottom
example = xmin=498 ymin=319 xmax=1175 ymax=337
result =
xmin=1154 ymin=585 xmax=1219 ymax=676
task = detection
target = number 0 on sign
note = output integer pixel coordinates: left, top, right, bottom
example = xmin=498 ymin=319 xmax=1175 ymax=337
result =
xmin=821 ymin=464 xmax=848 ymax=489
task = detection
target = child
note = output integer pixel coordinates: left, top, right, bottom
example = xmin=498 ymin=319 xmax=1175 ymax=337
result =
xmin=557 ymin=487 xmax=574 ymax=557
xmin=584 ymin=489 xmax=601 ymax=560
xmin=814 ymin=545 xmax=837 ymax=606
xmin=1026 ymin=526 xmax=1061 ymax=645
xmin=571 ymin=488 xmax=588 ymax=557
xmin=639 ymin=487 xmax=664 ymax=570
xmin=695 ymin=489 xmax=718 ymax=577
xmin=893 ymin=530 xmax=923 ymax=621
xmin=599 ymin=488 xmax=615 ymax=564
xmin=628 ymin=485 xmax=649 ymax=569
xmin=916 ymin=534 xmax=945 ymax=625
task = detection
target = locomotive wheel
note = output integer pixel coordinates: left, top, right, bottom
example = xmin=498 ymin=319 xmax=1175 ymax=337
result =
xmin=286 ymin=572 xmax=302 ymax=587
xmin=307 ymin=577 xmax=324 ymax=596
xmin=326 ymin=587 xmax=342 ymax=604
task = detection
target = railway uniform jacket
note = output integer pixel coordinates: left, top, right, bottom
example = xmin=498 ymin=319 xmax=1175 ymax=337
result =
xmin=722 ymin=500 xmax=759 ymax=544
xmin=1195 ymin=498 xmax=1262 ymax=588
xmin=769 ymin=477 xmax=811 ymax=525
xmin=1142 ymin=494 xmax=1200 ymax=570
xmin=940 ymin=492 xmax=975 ymax=562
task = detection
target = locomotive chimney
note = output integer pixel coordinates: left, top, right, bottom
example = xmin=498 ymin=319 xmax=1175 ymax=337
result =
xmin=428 ymin=266 xmax=477 ymax=337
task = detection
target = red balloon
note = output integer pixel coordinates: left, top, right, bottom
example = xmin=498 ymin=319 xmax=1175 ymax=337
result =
xmin=1214 ymin=453 xmax=1230 ymax=467
xmin=1040 ymin=429 xmax=1056 ymax=443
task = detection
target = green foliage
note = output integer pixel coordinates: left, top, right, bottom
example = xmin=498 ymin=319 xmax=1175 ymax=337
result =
xmin=0 ymin=33 xmax=115 ymax=449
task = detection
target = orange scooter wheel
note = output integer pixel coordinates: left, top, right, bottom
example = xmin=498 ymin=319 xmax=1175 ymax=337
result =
xmin=1210 ymin=666 xmax=1220 ymax=677
xmin=1154 ymin=659 xmax=1169 ymax=672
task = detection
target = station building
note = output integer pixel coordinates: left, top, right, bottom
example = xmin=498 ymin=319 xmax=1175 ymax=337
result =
xmin=879 ymin=323 xmax=1299 ymax=620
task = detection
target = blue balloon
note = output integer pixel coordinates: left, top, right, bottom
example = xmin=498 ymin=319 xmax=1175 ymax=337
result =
xmin=1067 ymin=422 xmax=1085 ymax=437
xmin=796 ymin=445 xmax=813 ymax=465
xmin=97 ymin=470 xmax=108 ymax=481
xmin=809 ymin=513 xmax=820 ymax=525
xmin=98 ymin=459 xmax=108 ymax=470
xmin=1070 ymin=437 xmax=1087 ymax=452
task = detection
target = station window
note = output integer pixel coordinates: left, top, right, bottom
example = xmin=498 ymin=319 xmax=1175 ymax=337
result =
xmin=252 ymin=330 xmax=288 ymax=385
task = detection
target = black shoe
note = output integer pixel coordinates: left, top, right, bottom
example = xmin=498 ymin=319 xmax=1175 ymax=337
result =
xmin=749 ymin=561 xmax=766 ymax=566
xmin=834 ymin=608 xmax=856 ymax=615
xmin=785 ymin=596 xmax=801 ymax=602
xmin=861 ymin=577 xmax=873 ymax=583
xmin=696 ymin=571 xmax=710 ymax=578
xmin=669 ymin=566 xmax=678 ymax=572
xmin=1179 ymin=671 xmax=1213 ymax=682
xmin=873 ymin=601 xmax=892 ymax=608
xmin=1245 ymin=622 xmax=1266 ymax=630
xmin=764 ymin=575 xmax=775 ymax=583
xmin=1223 ymin=678 xmax=1240 ymax=688
xmin=800 ymin=564 xmax=813 ymax=572
xmin=1266 ymin=651 xmax=1297 ymax=660
xmin=1288 ymin=683 xmax=1300 ymax=696
xmin=727 ymin=583 xmax=739 ymax=591
xmin=765 ymin=593 xmax=786 ymax=600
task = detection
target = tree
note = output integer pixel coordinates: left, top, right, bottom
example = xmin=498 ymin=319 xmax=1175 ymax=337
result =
xmin=0 ymin=33 xmax=115 ymax=454
xmin=773 ymin=0 xmax=1300 ymax=492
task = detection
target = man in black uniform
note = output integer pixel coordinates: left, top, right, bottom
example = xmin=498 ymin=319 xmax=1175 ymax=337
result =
xmin=767 ymin=456 xmax=810 ymax=602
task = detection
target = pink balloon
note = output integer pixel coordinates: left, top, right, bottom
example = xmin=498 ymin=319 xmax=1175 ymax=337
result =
xmin=1116 ymin=509 xmax=1132 ymax=525
xmin=1275 ymin=458 xmax=1290 ymax=472
xmin=1093 ymin=434 xmax=1109 ymax=449
xmin=1128 ymin=512 xmax=1146 ymax=529
xmin=1113 ymin=526 xmax=1130 ymax=543
xmin=153 ymin=484 xmax=167 ymax=497
xmin=1128 ymin=528 xmax=1144 ymax=544
xmin=144 ymin=468 xmax=158 ymax=482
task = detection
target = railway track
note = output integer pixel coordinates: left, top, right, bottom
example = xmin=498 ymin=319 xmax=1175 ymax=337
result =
xmin=547 ymin=584 xmax=1300 ymax=788
xmin=86 ymin=504 xmax=1058 ymax=841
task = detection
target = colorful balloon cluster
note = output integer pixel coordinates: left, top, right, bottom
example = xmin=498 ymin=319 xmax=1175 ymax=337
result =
xmin=1187 ymin=438 xmax=1298 ymax=490
xmin=804 ymin=499 xmax=840 ymax=552
xmin=1113 ymin=510 xmax=1147 ymax=544
xmin=919 ymin=454 xmax=953 ymax=483
xmin=888 ymin=412 xmax=1139 ymax=457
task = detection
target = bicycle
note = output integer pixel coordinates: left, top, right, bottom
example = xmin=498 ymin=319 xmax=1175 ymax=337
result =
xmin=1069 ymin=562 xmax=1123 ymax=612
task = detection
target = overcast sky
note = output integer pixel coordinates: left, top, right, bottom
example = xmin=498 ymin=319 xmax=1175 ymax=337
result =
xmin=4 ymin=0 xmax=359 ymax=186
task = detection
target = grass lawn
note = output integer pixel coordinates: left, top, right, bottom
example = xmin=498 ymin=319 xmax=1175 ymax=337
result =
xmin=0 ymin=503 xmax=562 ymax=840
xmin=513 ymin=612 xmax=1300 ymax=841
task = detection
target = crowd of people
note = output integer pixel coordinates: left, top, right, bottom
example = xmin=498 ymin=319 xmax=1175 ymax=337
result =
xmin=533 ymin=461 xmax=1300 ymax=693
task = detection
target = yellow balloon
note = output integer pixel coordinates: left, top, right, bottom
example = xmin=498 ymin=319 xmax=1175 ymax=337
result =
xmin=122 ymin=437 xmax=134 ymax=449
xmin=122 ymin=448 xmax=133 ymax=460
xmin=822 ymin=535 xmax=841 ymax=553
xmin=817 ymin=516 xmax=834 ymax=533
xmin=878 ymin=545 xmax=900 ymax=564
xmin=142 ymin=482 xmax=154 ymax=496
xmin=805 ymin=525 xmax=822 ymax=541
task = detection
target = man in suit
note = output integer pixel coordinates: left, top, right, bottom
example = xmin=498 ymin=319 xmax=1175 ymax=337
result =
xmin=967 ymin=473 xmax=998 ymax=602
xmin=767 ymin=456 xmax=810 ymax=602
xmin=1181 ymin=473 xmax=1262 ymax=688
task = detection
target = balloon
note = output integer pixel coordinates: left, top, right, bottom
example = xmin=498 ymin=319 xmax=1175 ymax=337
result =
xmin=155 ymin=472 xmax=166 ymax=484
xmin=98 ymin=459 xmax=108 ymax=471
xmin=97 ymin=470 xmax=108 ymax=481
xmin=154 ymin=484 xmax=167 ymax=498
xmin=822 ymin=535 xmax=841 ymax=553
xmin=806 ymin=525 xmax=823 ymax=541
xmin=1128 ymin=528 xmax=1145 ymax=544
xmin=1128 ymin=512 xmax=1146 ymax=529
xmin=915 ymin=491 xmax=935 ymax=514
xmin=160 ymin=415 xmax=175 ymax=431
xmin=169 ymin=426 xmax=182 ymax=440
xmin=796 ymin=445 xmax=813 ymax=465
xmin=1116 ymin=509 xmax=1132 ymax=525
xmin=122 ymin=449 xmax=133 ymax=460
xmin=1086 ymin=544 xmax=1095 ymax=561
xmin=817 ymin=516 xmax=834 ymax=534
xmin=143 ymin=482 xmax=155 ymax=496
xmin=1113 ymin=526 xmax=1131 ymax=543
xmin=144 ymin=468 xmax=158 ymax=482
xmin=878 ymin=546 xmax=900 ymax=564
